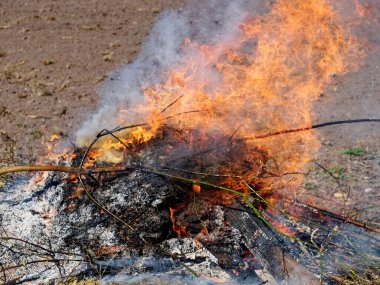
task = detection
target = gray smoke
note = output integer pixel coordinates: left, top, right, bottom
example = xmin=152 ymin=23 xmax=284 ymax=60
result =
xmin=76 ymin=0 xmax=269 ymax=146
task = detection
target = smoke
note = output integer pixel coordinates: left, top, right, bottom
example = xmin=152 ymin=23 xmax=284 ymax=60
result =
xmin=76 ymin=0 xmax=268 ymax=145
xmin=75 ymin=0 xmax=363 ymax=185
xmin=71 ymin=2 xmax=370 ymax=284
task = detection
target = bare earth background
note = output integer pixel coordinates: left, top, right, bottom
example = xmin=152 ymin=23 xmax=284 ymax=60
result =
xmin=0 ymin=0 xmax=379 ymax=226
xmin=0 ymin=0 xmax=184 ymax=163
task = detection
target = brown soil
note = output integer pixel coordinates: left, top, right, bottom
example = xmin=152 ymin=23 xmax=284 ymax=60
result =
xmin=0 ymin=0 xmax=184 ymax=164
xmin=301 ymin=1 xmax=380 ymax=226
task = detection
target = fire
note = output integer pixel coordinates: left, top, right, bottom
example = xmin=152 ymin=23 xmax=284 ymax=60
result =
xmin=87 ymin=121 xmax=161 ymax=163
xmin=48 ymin=133 xmax=61 ymax=142
xmin=85 ymin=0 xmax=361 ymax=178
xmin=76 ymin=1 xmax=363 ymax=231
xmin=170 ymin=206 xmax=190 ymax=237
xmin=39 ymin=133 xmax=75 ymax=164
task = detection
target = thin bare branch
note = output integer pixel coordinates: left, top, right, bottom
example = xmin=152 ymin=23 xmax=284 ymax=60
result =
xmin=0 ymin=165 xmax=133 ymax=176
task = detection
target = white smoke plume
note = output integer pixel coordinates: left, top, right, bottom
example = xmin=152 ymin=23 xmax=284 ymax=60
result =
xmin=76 ymin=0 xmax=268 ymax=145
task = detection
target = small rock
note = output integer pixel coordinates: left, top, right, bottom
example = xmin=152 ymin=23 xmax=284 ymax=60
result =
xmin=103 ymin=53 xmax=113 ymax=62
xmin=152 ymin=199 xmax=163 ymax=207
xmin=333 ymin=192 xmax=345 ymax=198
xmin=43 ymin=59 xmax=55 ymax=65
xmin=79 ymin=24 xmax=98 ymax=30
xmin=38 ymin=90 xmax=52 ymax=96
xmin=17 ymin=93 xmax=28 ymax=99
xmin=151 ymin=7 xmax=160 ymax=14
xmin=109 ymin=42 xmax=121 ymax=48
xmin=0 ymin=106 xmax=9 ymax=116
xmin=60 ymin=107 xmax=67 ymax=116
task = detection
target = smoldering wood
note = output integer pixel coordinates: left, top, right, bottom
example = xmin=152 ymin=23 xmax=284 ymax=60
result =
xmin=226 ymin=201 xmax=380 ymax=284
xmin=1 ymin=120 xmax=380 ymax=284
xmin=226 ymin=205 xmax=320 ymax=284
xmin=0 ymin=170 xmax=261 ymax=284
xmin=2 ymin=167 xmax=379 ymax=284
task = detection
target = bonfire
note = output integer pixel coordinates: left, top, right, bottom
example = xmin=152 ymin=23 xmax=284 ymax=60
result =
xmin=1 ymin=0 xmax=379 ymax=284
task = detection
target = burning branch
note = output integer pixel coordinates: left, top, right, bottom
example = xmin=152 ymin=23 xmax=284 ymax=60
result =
xmin=1 ymin=118 xmax=378 ymax=177
xmin=1 ymin=120 xmax=378 ymax=284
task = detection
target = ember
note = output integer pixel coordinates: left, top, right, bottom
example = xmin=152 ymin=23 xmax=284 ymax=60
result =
xmin=170 ymin=205 xmax=190 ymax=237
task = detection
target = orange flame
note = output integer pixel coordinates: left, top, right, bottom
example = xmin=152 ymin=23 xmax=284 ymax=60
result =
xmin=170 ymin=206 xmax=190 ymax=237
xmin=194 ymin=224 xmax=209 ymax=242
xmin=77 ymin=1 xmax=364 ymax=214
xmin=87 ymin=0 xmax=361 ymax=177
xmin=39 ymin=133 xmax=75 ymax=164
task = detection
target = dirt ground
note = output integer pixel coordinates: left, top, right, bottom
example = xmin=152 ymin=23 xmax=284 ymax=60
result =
xmin=303 ymin=1 xmax=380 ymax=226
xmin=0 ymin=0 xmax=184 ymax=164
xmin=0 ymin=0 xmax=379 ymax=228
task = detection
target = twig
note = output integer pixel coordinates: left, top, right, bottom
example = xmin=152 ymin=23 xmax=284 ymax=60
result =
xmin=2 ymin=118 xmax=375 ymax=177
xmin=112 ymin=109 xmax=209 ymax=134
xmin=0 ymin=236 xmax=82 ymax=257
xmin=78 ymin=129 xmax=135 ymax=231
xmin=1 ymin=258 xmax=84 ymax=272
xmin=0 ymin=165 xmax=133 ymax=176
xmin=157 ymin=165 xmax=243 ymax=179
xmin=294 ymin=200 xmax=380 ymax=233
xmin=229 ymin=124 xmax=243 ymax=141
xmin=159 ymin=94 xmax=184 ymax=115
xmin=0 ymin=263 xmax=6 ymax=284
xmin=1 ymin=118 xmax=379 ymax=232
xmin=317 ymin=207 xmax=380 ymax=233
xmin=314 ymin=162 xmax=341 ymax=186
xmin=241 ymin=118 xmax=380 ymax=141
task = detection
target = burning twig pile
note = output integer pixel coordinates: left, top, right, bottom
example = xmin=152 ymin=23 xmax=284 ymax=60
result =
xmin=1 ymin=0 xmax=379 ymax=284
xmin=1 ymin=121 xmax=380 ymax=284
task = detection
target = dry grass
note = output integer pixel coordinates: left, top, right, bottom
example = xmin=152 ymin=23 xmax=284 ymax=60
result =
xmin=57 ymin=278 xmax=100 ymax=285
xmin=335 ymin=270 xmax=380 ymax=285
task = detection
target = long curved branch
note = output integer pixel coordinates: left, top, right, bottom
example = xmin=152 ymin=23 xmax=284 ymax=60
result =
xmin=0 ymin=165 xmax=131 ymax=176
xmin=0 ymin=118 xmax=379 ymax=177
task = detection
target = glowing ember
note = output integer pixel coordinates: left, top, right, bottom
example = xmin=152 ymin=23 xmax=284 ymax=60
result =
xmin=192 ymin=184 xmax=201 ymax=193
xmin=170 ymin=206 xmax=190 ymax=237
